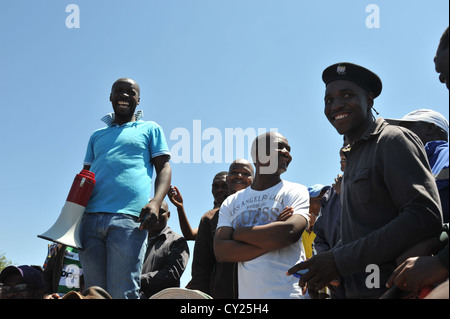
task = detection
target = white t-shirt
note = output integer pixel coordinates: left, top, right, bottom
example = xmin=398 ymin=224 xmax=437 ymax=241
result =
xmin=217 ymin=180 xmax=310 ymax=299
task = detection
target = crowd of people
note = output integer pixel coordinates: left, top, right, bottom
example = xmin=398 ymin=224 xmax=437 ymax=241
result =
xmin=1 ymin=27 xmax=448 ymax=300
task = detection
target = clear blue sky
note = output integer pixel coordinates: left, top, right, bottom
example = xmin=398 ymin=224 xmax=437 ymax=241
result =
xmin=0 ymin=0 xmax=448 ymax=289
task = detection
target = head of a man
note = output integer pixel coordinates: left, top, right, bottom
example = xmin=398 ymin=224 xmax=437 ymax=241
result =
xmin=386 ymin=109 xmax=449 ymax=144
xmin=147 ymin=201 xmax=170 ymax=236
xmin=211 ymin=171 xmax=229 ymax=207
xmin=251 ymin=132 xmax=292 ymax=175
xmin=110 ymin=78 xmax=141 ymax=123
xmin=227 ymin=159 xmax=254 ymax=194
xmin=307 ymin=184 xmax=330 ymax=229
xmin=322 ymin=63 xmax=382 ymax=144
xmin=0 ymin=266 xmax=45 ymax=299
xmin=434 ymin=27 xmax=449 ymax=89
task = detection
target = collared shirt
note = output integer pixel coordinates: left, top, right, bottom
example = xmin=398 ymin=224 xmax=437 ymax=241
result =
xmin=100 ymin=110 xmax=144 ymax=126
xmin=140 ymin=227 xmax=189 ymax=298
xmin=83 ymin=112 xmax=171 ymax=217
xmin=332 ymin=118 xmax=442 ymax=298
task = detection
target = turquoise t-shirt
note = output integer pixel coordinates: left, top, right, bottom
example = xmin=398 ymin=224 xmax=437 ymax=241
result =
xmin=84 ymin=120 xmax=170 ymax=217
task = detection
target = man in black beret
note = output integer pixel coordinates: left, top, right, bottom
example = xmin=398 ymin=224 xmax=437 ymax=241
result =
xmin=287 ymin=62 xmax=443 ymax=298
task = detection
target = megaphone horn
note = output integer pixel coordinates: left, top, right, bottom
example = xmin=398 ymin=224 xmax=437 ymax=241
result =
xmin=38 ymin=170 xmax=95 ymax=249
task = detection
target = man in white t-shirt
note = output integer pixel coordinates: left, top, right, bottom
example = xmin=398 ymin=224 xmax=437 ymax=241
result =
xmin=214 ymin=132 xmax=310 ymax=299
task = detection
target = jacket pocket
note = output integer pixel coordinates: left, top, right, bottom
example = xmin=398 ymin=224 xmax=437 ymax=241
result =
xmin=350 ymin=168 xmax=371 ymax=205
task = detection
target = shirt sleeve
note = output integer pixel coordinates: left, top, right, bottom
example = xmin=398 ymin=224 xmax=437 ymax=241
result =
xmin=83 ymin=133 xmax=95 ymax=166
xmin=149 ymin=123 xmax=171 ymax=159
xmin=313 ymin=215 xmax=331 ymax=255
xmin=216 ymin=199 xmax=233 ymax=229
xmin=285 ymin=183 xmax=310 ymax=228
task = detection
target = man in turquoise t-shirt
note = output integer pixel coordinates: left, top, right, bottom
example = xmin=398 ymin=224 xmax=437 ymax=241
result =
xmin=79 ymin=78 xmax=172 ymax=299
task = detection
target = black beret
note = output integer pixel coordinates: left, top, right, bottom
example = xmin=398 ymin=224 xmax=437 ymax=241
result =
xmin=322 ymin=62 xmax=382 ymax=98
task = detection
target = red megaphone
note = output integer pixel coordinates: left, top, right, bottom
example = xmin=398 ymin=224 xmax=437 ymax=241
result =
xmin=38 ymin=169 xmax=95 ymax=249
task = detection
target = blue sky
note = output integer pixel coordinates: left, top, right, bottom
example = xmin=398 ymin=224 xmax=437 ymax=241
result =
xmin=0 ymin=0 xmax=448 ymax=289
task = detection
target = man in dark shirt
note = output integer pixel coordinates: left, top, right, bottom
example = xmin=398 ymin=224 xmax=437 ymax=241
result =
xmin=187 ymin=159 xmax=254 ymax=298
xmin=140 ymin=201 xmax=189 ymax=298
xmin=288 ymin=62 xmax=442 ymax=298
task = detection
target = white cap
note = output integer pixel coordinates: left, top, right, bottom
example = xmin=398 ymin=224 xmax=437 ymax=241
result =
xmin=388 ymin=109 xmax=449 ymax=136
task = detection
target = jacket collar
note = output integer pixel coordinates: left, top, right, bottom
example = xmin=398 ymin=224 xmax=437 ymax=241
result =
xmin=359 ymin=117 xmax=387 ymax=141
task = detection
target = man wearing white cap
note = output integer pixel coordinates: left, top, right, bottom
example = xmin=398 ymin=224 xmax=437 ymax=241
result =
xmin=387 ymin=109 xmax=448 ymax=143
xmin=386 ymin=109 xmax=449 ymax=223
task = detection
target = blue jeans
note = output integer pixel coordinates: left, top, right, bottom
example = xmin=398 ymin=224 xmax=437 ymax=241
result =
xmin=79 ymin=213 xmax=148 ymax=299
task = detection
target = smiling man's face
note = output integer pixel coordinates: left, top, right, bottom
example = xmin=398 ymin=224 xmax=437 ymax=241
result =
xmin=324 ymin=80 xmax=374 ymax=143
xmin=227 ymin=160 xmax=254 ymax=194
xmin=110 ymin=78 xmax=140 ymax=123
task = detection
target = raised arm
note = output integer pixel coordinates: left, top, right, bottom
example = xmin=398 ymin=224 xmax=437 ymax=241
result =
xmin=168 ymin=185 xmax=197 ymax=240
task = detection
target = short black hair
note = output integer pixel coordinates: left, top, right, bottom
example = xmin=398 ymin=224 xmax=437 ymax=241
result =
xmin=214 ymin=171 xmax=228 ymax=179
xmin=111 ymin=78 xmax=140 ymax=96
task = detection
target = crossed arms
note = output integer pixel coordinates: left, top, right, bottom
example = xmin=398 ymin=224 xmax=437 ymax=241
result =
xmin=213 ymin=214 xmax=307 ymax=263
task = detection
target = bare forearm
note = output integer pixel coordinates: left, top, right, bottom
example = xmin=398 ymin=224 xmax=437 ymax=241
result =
xmin=233 ymin=215 xmax=307 ymax=250
xmin=152 ymin=159 xmax=171 ymax=205
xmin=176 ymin=206 xmax=197 ymax=240
xmin=214 ymin=227 xmax=270 ymax=263
xmin=214 ymin=238 xmax=270 ymax=263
